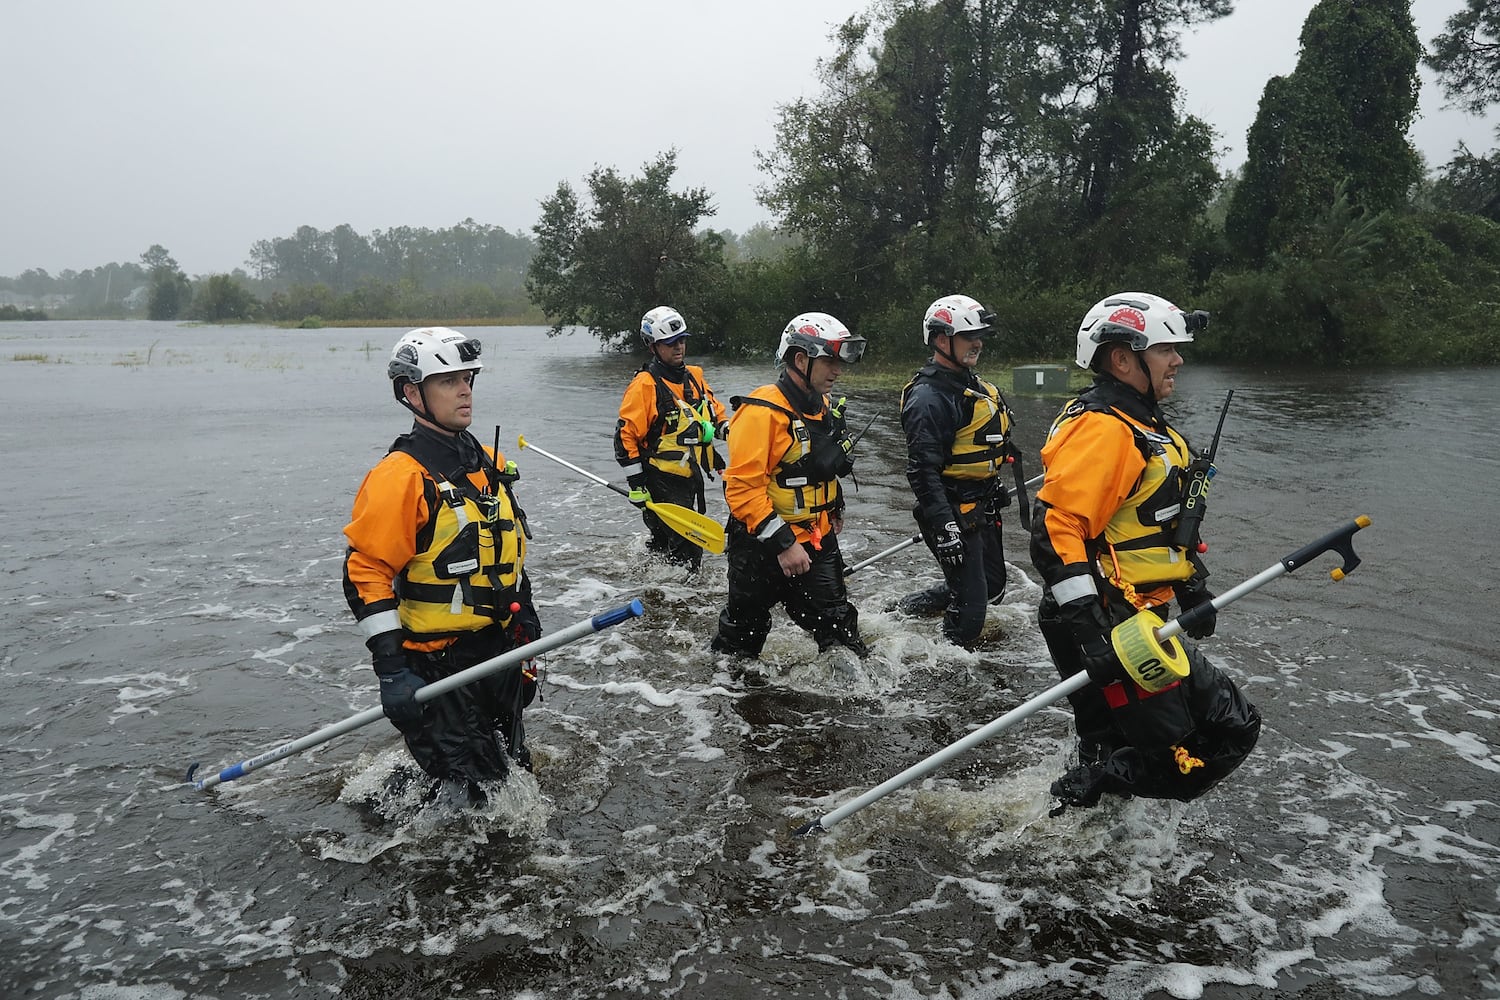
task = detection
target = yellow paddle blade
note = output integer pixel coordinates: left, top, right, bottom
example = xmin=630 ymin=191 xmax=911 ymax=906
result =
xmin=645 ymin=500 xmax=726 ymax=555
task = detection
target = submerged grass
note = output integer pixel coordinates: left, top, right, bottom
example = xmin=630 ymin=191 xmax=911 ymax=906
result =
xmin=11 ymin=352 xmax=53 ymax=363
xmin=113 ymin=339 xmax=166 ymax=367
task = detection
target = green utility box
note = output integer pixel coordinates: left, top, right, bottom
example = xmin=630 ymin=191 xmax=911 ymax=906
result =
xmin=1013 ymin=363 xmax=1071 ymax=394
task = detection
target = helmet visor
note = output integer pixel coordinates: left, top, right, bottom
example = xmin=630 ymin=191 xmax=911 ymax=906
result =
xmin=1089 ymin=323 xmax=1150 ymax=351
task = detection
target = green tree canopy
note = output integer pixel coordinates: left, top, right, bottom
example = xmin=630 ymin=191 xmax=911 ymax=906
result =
xmin=526 ymin=150 xmax=726 ymax=349
xmin=189 ymin=274 xmax=258 ymax=322
xmin=1226 ymin=0 xmax=1421 ymax=265
xmin=757 ymin=0 xmax=1230 ymax=344
xmin=141 ymin=245 xmax=190 ymax=321
xmin=247 ymin=220 xmax=532 ymax=293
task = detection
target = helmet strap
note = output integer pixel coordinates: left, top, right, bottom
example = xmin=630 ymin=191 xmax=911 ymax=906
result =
xmin=779 ymin=355 xmax=819 ymax=409
xmin=933 ymin=332 xmax=966 ymax=371
xmin=1134 ymin=350 xmax=1157 ymax=401
xmin=789 ymin=350 xmax=815 ymax=387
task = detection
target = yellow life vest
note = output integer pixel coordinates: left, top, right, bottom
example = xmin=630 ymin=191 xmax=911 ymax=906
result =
xmin=738 ymin=396 xmax=845 ymax=524
xmin=942 ymin=377 xmax=1013 ymax=482
xmin=397 ymin=475 xmax=524 ymax=641
xmin=1098 ymin=419 xmax=1194 ymax=591
xmin=647 ymin=374 xmax=720 ymax=478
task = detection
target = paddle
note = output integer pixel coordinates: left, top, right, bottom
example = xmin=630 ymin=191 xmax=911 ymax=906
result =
xmin=517 ymin=434 xmax=726 ymax=555
xmin=186 ymin=600 xmax=646 ymax=791
xmin=795 ymin=515 xmax=1373 ymax=836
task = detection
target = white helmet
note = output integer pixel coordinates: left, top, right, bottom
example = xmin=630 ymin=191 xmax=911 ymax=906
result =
xmin=1075 ymin=292 xmax=1206 ymax=370
xmin=775 ymin=312 xmax=868 ymax=367
xmin=923 ymin=293 xmax=995 ymax=345
xmin=388 ymin=327 xmax=483 ymax=398
xmin=640 ymin=306 xmax=689 ymax=347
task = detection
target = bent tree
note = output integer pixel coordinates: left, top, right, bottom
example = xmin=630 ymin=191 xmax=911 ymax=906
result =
xmin=526 ymin=151 xmax=726 ymax=350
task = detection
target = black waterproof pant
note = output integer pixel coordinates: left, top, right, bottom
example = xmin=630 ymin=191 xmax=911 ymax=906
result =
xmin=642 ymin=467 xmax=706 ymax=572
xmin=1038 ymin=595 xmax=1261 ymax=803
xmin=711 ymin=520 xmax=865 ymax=658
xmin=916 ymin=510 xmax=1008 ymax=646
xmin=402 ymin=624 xmax=538 ymax=786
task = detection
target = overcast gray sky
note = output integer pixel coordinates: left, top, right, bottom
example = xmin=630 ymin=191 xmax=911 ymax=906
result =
xmin=3 ymin=0 xmax=1493 ymax=277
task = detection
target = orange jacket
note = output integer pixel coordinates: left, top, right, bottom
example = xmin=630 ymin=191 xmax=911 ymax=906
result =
xmin=615 ymin=363 xmax=726 ymax=475
xmin=1033 ymin=400 xmax=1188 ymax=609
xmin=723 ymin=383 xmax=840 ymax=545
xmin=343 ymin=444 xmax=520 ymax=652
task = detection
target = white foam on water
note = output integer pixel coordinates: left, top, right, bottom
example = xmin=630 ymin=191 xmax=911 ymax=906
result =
xmin=0 ymin=803 xmax=77 ymax=891
xmin=77 ymin=670 xmax=190 ymax=723
xmin=75 ymin=986 xmax=190 ymax=1000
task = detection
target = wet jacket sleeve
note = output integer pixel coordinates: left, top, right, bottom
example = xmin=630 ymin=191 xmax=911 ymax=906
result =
xmin=342 ymin=453 xmax=430 ymax=644
xmin=901 ymin=381 xmax=956 ymax=528
xmin=613 ymin=372 xmax=657 ymax=476
xmin=1030 ymin=410 xmax=1146 ymax=607
xmin=722 ymin=395 xmax=804 ymax=548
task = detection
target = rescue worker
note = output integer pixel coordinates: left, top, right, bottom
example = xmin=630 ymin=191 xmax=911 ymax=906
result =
xmin=343 ymin=327 xmax=543 ymax=802
xmin=1030 ymin=292 xmax=1260 ymax=811
xmin=613 ymin=306 xmax=729 ymax=572
xmin=898 ymin=293 xmax=1024 ymax=648
xmin=710 ymin=312 xmax=870 ymax=663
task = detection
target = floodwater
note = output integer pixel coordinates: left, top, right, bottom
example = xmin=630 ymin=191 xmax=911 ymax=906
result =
xmin=1 ymin=320 xmax=1496 ymax=1000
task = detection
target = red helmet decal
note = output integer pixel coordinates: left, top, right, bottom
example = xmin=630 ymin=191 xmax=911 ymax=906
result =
xmin=1106 ymin=306 xmax=1147 ymax=332
xmin=933 ymin=308 xmax=954 ymax=325
xmin=797 ymin=324 xmax=821 ymax=337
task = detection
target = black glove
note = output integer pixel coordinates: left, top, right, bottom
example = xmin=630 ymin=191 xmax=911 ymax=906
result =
xmin=933 ymin=520 xmax=965 ymax=570
xmin=511 ymin=601 xmax=543 ymax=645
xmin=1176 ymin=579 xmax=1217 ymax=639
xmin=1076 ymin=627 xmax=1127 ymax=685
xmin=626 ymin=472 xmax=649 ymax=510
xmin=1056 ymin=595 xmax=1125 ymax=684
xmin=369 ymin=632 xmax=425 ymax=733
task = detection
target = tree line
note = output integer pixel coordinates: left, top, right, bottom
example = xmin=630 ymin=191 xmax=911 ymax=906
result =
xmin=1 ymin=220 xmax=541 ymax=326
xmin=529 ymin=0 xmax=1500 ymax=366
xmin=5 ymin=0 xmax=1498 ymax=366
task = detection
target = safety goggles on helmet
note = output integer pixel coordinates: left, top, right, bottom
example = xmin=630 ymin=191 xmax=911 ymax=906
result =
xmin=951 ymin=321 xmax=994 ymax=340
xmin=788 ymin=331 xmax=868 ymax=363
xmin=777 ymin=312 xmax=866 ymax=366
